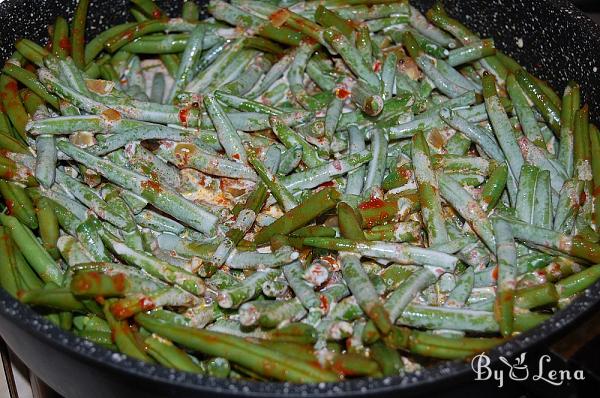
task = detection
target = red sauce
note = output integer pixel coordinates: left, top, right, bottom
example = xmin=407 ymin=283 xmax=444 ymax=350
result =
xmin=302 ymin=37 xmax=318 ymax=46
xmin=59 ymin=37 xmax=72 ymax=52
xmin=123 ymin=30 xmax=135 ymax=41
xmin=269 ymin=9 xmax=288 ymax=27
xmin=319 ymin=181 xmax=335 ymax=188
xmin=399 ymin=167 xmax=412 ymax=179
xmin=330 ymin=361 xmax=354 ymax=376
xmin=88 ymin=271 xmax=102 ymax=284
xmin=138 ymin=296 xmax=155 ymax=312
xmin=491 ymin=266 xmax=499 ymax=281
xmin=5 ymin=199 xmax=14 ymax=215
xmin=24 ymin=64 xmax=37 ymax=73
xmin=151 ymin=9 xmax=162 ymax=19
xmin=72 ymin=29 xmax=84 ymax=45
xmin=429 ymin=129 xmax=445 ymax=149
xmin=318 ymin=295 xmax=329 ymax=312
xmin=141 ymin=179 xmax=162 ymax=192
xmin=358 ymin=196 xmax=386 ymax=210
xmin=5 ymin=80 xmax=18 ymax=93
xmin=102 ymin=108 xmax=122 ymax=122
xmin=335 ymin=87 xmax=351 ymax=100
xmin=111 ymin=303 xmax=133 ymax=319
xmin=112 ymin=273 xmax=127 ymax=292
xmin=579 ymin=190 xmax=587 ymax=206
xmin=149 ymin=170 xmax=159 ymax=182
xmin=72 ymin=277 xmax=91 ymax=293
xmin=178 ymin=108 xmax=190 ymax=127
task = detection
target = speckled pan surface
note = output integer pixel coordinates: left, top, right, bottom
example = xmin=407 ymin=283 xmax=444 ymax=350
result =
xmin=1 ymin=0 xmax=600 ymax=397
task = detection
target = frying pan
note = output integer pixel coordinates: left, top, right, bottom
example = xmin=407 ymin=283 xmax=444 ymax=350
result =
xmin=1 ymin=1 xmax=600 ymax=397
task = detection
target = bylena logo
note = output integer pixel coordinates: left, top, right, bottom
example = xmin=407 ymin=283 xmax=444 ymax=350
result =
xmin=471 ymin=352 xmax=585 ymax=388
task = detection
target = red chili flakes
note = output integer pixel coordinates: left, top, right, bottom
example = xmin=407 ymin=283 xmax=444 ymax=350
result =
xmin=232 ymin=153 xmax=241 ymax=160
xmin=335 ymin=87 xmax=351 ymax=100
xmin=491 ymin=266 xmax=499 ymax=281
xmin=373 ymin=60 xmax=382 ymax=73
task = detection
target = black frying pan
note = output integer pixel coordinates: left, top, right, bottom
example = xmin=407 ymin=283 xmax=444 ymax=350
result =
xmin=1 ymin=1 xmax=600 ymax=397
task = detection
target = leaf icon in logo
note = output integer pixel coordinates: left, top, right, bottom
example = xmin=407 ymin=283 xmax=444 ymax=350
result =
xmin=516 ymin=352 xmax=526 ymax=365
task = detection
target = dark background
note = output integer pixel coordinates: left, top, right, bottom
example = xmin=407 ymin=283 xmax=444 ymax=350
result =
xmin=576 ymin=0 xmax=600 ymax=23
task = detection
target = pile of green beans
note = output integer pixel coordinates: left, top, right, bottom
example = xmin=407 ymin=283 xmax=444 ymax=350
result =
xmin=1 ymin=0 xmax=600 ymax=383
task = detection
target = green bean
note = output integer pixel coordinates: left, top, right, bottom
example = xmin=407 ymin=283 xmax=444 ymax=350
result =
xmin=412 ymin=131 xmax=448 ymax=246
xmin=254 ymin=187 xmax=340 ymax=244
xmin=136 ymin=313 xmax=338 ymax=382
xmin=0 ymin=180 xmax=38 ymax=229
xmin=483 ymin=73 xmax=524 ymax=187
xmin=71 ymin=0 xmax=90 ymax=68
xmin=0 ymin=74 xmax=28 ymax=141
xmin=515 ymin=70 xmax=561 ymax=135
xmin=5 ymin=0 xmax=600 ymax=382
xmin=492 ymin=218 xmax=516 ymax=336
xmin=0 ymin=226 xmax=20 ymax=297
